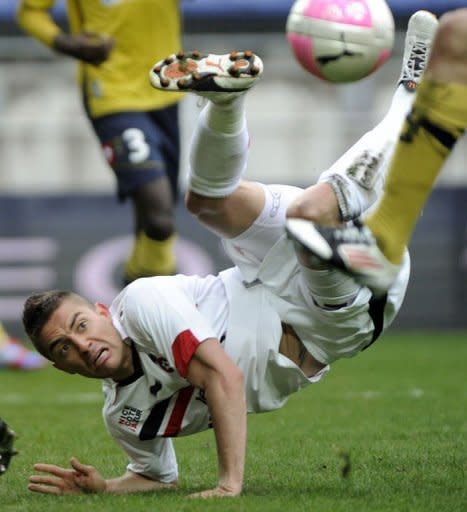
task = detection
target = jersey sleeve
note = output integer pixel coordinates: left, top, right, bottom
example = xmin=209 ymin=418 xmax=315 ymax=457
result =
xmin=16 ymin=0 xmax=62 ymax=47
xmin=115 ymin=277 xmax=218 ymax=378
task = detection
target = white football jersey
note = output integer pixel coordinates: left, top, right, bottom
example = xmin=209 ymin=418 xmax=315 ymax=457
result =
xmin=103 ymin=270 xmax=327 ymax=482
xmin=101 ymin=184 xmax=409 ymax=483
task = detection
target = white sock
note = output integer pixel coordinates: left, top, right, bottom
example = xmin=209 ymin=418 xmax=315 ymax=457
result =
xmin=188 ymin=97 xmax=249 ymax=198
xmin=318 ymin=85 xmax=415 ymax=220
xmin=300 ymin=266 xmax=360 ymax=308
xmin=204 ymin=94 xmax=247 ymax=133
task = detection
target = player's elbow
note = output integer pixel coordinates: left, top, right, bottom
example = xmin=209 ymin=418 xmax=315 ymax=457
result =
xmin=223 ymin=364 xmax=245 ymax=398
xmin=210 ymin=362 xmax=245 ymax=400
xmin=229 ymin=364 xmax=245 ymax=388
xmin=185 ymin=190 xmax=210 ymax=216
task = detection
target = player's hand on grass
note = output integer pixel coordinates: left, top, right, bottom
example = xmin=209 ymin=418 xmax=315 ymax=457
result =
xmin=189 ymin=485 xmax=241 ymax=499
xmin=53 ymin=32 xmax=114 ymax=65
xmin=29 ymin=456 xmax=106 ymax=495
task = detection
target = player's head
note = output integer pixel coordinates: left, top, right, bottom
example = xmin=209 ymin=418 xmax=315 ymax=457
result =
xmin=22 ymin=290 xmax=132 ymax=380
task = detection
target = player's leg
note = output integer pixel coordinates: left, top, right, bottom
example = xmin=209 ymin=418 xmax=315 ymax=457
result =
xmin=284 ymin=6 xmax=439 ymax=358
xmin=150 ymin=50 xmax=266 ymax=239
xmin=366 ymin=9 xmax=467 ymax=262
xmin=289 ymin=12 xmax=438 ymax=225
xmin=284 ymin=8 xmax=467 ymax=293
xmin=283 ymin=10 xmax=436 ymax=309
xmin=185 ymin=91 xmax=264 ymax=239
xmin=126 ymin=177 xmax=177 ymax=282
xmin=284 ymin=9 xmax=436 ymax=309
xmin=287 ymin=10 xmax=438 ymax=226
xmin=91 ymin=109 xmax=179 ymax=283
xmin=124 ymin=106 xmax=180 ymax=282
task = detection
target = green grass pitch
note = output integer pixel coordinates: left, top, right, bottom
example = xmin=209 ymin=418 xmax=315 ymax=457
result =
xmin=1 ymin=332 xmax=466 ymax=512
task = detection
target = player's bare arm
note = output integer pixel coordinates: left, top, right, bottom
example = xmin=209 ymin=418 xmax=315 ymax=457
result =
xmin=185 ymin=338 xmax=246 ymax=498
xmin=29 ymin=457 xmax=177 ymax=495
xmin=26 ymin=333 xmax=248 ymax=498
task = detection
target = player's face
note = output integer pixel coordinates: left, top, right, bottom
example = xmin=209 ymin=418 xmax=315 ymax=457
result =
xmin=38 ymin=298 xmax=133 ymax=380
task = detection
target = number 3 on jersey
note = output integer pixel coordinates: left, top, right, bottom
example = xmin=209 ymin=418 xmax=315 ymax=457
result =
xmin=122 ymin=128 xmax=150 ymax=164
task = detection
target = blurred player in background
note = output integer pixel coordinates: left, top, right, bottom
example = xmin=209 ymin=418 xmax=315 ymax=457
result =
xmin=21 ymin=11 xmax=441 ymax=497
xmin=0 ymin=320 xmax=46 ymax=370
xmin=16 ymin=0 xmax=184 ymax=284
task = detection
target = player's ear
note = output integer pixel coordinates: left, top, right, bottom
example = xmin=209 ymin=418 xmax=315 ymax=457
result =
xmin=95 ymin=302 xmax=110 ymax=317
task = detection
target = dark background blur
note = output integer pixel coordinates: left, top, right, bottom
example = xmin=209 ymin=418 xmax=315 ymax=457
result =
xmin=0 ymin=1 xmax=466 ymax=336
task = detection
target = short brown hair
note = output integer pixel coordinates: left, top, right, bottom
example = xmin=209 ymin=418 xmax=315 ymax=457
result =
xmin=22 ymin=290 xmax=78 ymax=357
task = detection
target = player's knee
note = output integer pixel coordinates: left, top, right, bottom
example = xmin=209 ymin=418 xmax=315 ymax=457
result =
xmin=286 ymin=198 xmax=318 ymax=221
xmin=286 ymin=184 xmax=340 ymax=226
xmin=185 ymin=190 xmax=201 ymax=215
xmin=142 ymin=210 xmax=175 ymax=240
xmin=185 ymin=190 xmax=219 ymax=217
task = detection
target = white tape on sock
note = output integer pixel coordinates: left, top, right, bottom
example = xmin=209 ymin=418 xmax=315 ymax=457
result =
xmin=189 ymin=114 xmax=249 ymax=198
xmin=318 ymin=86 xmax=415 ymax=220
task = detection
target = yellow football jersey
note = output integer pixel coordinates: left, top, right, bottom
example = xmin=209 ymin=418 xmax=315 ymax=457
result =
xmin=17 ymin=0 xmax=184 ymax=117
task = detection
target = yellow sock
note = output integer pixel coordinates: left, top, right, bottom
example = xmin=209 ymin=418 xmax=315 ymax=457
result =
xmin=366 ymin=79 xmax=467 ymax=264
xmin=124 ymin=232 xmax=177 ymax=282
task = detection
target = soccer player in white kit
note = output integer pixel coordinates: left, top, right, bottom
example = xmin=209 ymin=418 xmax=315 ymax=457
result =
xmin=22 ymin=11 xmax=437 ymax=498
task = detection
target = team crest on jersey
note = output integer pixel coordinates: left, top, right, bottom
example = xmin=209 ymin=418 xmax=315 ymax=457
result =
xmin=118 ymin=405 xmax=142 ymax=432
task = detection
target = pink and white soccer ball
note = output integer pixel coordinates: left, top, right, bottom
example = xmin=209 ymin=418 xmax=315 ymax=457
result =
xmin=286 ymin=0 xmax=395 ymax=82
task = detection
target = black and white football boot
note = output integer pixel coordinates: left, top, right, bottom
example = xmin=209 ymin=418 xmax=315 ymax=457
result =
xmin=285 ymin=218 xmax=401 ymax=294
xmin=149 ymin=50 xmax=263 ymax=101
